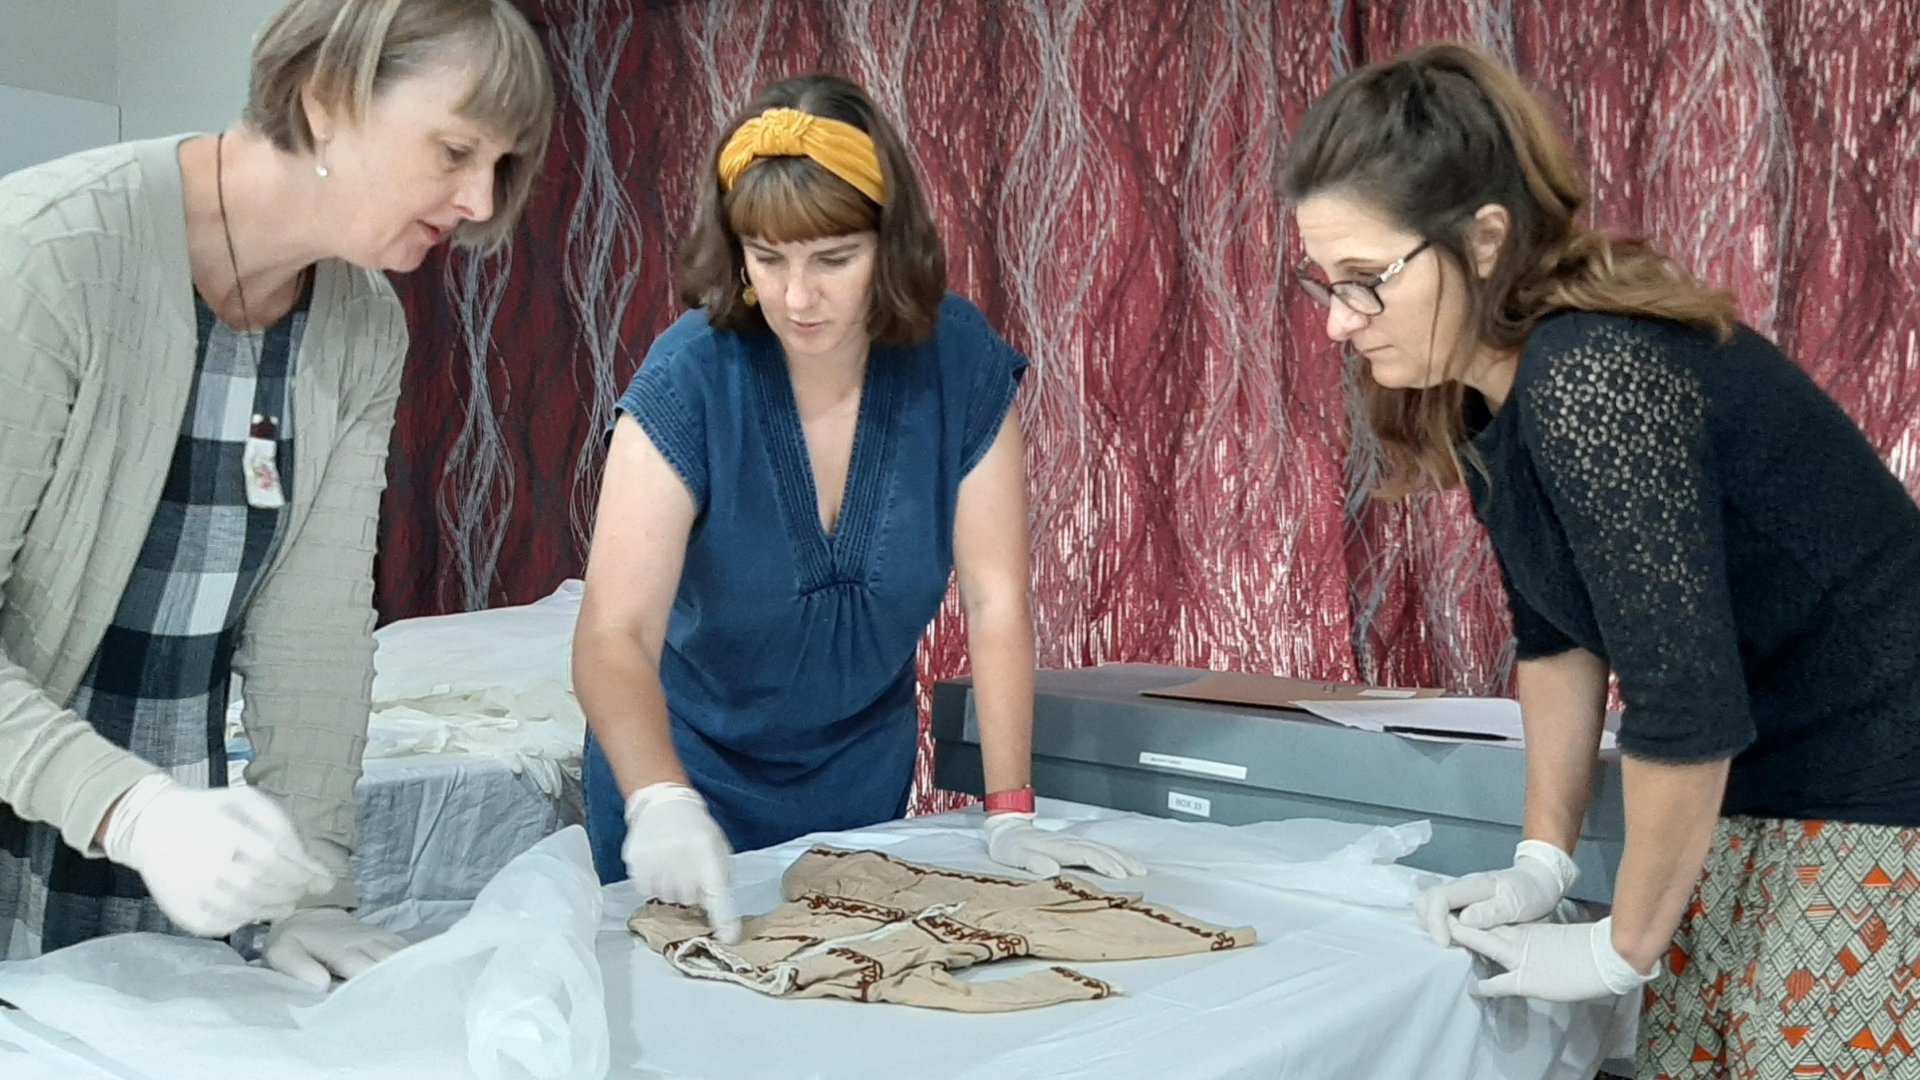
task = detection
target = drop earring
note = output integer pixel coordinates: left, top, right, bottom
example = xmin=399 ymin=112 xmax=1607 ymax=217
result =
xmin=314 ymin=141 xmax=330 ymax=179
xmin=740 ymin=266 xmax=757 ymax=307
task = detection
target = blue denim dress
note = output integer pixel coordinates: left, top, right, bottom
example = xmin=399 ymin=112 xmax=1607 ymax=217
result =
xmin=583 ymin=295 xmax=1027 ymax=881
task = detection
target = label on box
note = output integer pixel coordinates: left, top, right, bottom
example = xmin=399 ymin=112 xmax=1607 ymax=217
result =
xmin=1138 ymin=751 xmax=1248 ymax=780
xmin=1167 ymin=791 xmax=1211 ymax=817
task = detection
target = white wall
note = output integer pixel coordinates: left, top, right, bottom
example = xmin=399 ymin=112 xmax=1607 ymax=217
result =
xmin=0 ymin=0 xmax=124 ymax=174
xmin=0 ymin=84 xmax=122 ymax=177
xmin=0 ymin=0 xmax=121 ymax=105
xmin=0 ymin=0 xmax=290 ymax=174
xmin=116 ymin=0 xmax=288 ymax=140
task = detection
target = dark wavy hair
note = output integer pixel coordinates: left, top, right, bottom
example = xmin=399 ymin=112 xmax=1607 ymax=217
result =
xmin=1282 ymin=42 xmax=1738 ymax=498
xmin=680 ymin=73 xmax=946 ymax=346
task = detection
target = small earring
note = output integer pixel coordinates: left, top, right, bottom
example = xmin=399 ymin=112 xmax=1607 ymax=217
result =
xmin=739 ymin=267 xmax=757 ymax=307
xmin=315 ymin=162 xmax=329 ymax=179
xmin=314 ymin=143 xmax=330 ymax=179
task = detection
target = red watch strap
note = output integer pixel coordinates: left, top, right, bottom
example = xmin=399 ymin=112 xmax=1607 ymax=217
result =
xmin=984 ymin=785 xmax=1035 ymax=814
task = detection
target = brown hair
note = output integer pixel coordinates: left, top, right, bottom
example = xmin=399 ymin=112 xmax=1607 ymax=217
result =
xmin=244 ymin=0 xmax=555 ymax=252
xmin=1281 ymin=42 xmax=1738 ymax=498
xmin=681 ymin=74 xmax=946 ymax=346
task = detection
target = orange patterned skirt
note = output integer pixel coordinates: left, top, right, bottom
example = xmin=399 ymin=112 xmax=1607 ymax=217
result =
xmin=1637 ymin=815 xmax=1920 ymax=1079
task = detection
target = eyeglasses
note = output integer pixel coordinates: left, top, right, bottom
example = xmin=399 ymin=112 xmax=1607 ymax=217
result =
xmin=1293 ymin=240 xmax=1431 ymax=316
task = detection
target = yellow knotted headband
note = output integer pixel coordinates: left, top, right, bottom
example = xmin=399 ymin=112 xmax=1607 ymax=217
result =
xmin=716 ymin=107 xmax=886 ymax=205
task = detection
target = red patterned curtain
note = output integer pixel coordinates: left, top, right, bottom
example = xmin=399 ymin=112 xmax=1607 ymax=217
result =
xmin=381 ymin=1 xmax=1920 ymax=811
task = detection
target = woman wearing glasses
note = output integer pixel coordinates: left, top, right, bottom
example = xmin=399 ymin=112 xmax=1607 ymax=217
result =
xmin=1285 ymin=43 xmax=1920 ymax=1078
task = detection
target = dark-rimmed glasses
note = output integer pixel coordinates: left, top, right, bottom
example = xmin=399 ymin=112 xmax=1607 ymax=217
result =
xmin=1293 ymin=240 xmax=1431 ymax=316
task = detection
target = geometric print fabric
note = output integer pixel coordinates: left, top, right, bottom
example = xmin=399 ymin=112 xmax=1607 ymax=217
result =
xmin=1639 ymin=815 xmax=1920 ymax=1079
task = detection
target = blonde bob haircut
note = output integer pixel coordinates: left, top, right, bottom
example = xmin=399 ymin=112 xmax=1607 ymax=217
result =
xmin=244 ymin=0 xmax=555 ymax=251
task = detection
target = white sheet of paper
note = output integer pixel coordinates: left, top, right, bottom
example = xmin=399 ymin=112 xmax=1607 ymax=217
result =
xmin=1293 ymin=697 xmax=1619 ymax=750
xmin=0 ymin=804 xmax=1631 ymax=1080
xmin=0 ymin=827 xmax=609 ymax=1080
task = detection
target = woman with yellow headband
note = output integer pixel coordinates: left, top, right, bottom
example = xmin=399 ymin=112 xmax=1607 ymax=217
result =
xmin=572 ymin=74 xmax=1141 ymax=939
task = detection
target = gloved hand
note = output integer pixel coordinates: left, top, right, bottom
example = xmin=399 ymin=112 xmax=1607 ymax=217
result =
xmin=101 ymin=774 xmax=334 ymax=937
xmin=1449 ymin=916 xmax=1658 ymax=1002
xmin=982 ymin=812 xmax=1147 ymax=878
xmin=623 ymin=781 xmax=739 ymax=943
xmin=1413 ymin=839 xmax=1577 ymax=945
xmin=264 ymin=907 xmax=408 ymax=988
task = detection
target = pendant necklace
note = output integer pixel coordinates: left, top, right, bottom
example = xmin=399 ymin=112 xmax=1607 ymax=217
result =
xmin=216 ymin=131 xmax=286 ymax=511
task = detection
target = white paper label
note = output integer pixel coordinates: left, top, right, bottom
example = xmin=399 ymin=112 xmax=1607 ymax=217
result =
xmin=1167 ymin=791 xmax=1211 ymax=817
xmin=1137 ymin=752 xmax=1248 ymax=780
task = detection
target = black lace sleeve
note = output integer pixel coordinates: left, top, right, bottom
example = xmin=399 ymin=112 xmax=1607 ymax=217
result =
xmin=1518 ymin=317 xmax=1755 ymax=762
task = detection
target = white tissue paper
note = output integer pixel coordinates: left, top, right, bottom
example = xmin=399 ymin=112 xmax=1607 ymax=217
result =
xmin=364 ymin=691 xmax=583 ymax=798
xmin=0 ymin=826 xmax=608 ymax=1080
xmin=363 ymin=580 xmax=588 ymax=796
xmin=1065 ymin=815 xmax=1443 ymax=907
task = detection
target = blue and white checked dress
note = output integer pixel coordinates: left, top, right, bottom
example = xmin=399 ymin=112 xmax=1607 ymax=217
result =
xmin=0 ymin=285 xmax=303 ymax=957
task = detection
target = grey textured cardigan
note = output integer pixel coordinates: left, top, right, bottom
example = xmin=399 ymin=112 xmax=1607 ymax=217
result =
xmin=0 ymin=136 xmax=408 ymax=907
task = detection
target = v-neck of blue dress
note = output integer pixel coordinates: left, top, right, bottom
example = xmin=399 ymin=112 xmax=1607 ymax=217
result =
xmin=608 ymin=294 xmax=1028 ymax=849
xmin=746 ymin=328 xmax=902 ymax=592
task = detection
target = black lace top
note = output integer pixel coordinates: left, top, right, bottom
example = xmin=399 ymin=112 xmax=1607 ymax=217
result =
xmin=1466 ymin=310 xmax=1920 ymax=826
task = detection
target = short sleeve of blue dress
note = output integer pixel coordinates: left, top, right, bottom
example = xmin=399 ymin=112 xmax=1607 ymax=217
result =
xmin=607 ymin=295 xmax=1028 ymax=853
xmin=615 ymin=312 xmax=713 ymax=513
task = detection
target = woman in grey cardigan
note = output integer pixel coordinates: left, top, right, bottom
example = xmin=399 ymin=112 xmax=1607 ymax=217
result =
xmin=0 ymin=0 xmax=551 ymax=986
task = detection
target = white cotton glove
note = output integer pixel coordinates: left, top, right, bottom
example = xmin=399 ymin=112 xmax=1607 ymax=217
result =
xmin=1413 ymin=839 xmax=1578 ymax=945
xmin=623 ymin=782 xmax=740 ymax=944
xmin=982 ymin=812 xmax=1147 ymax=878
xmin=1449 ymin=916 xmax=1658 ymax=1002
xmin=101 ymin=774 xmax=335 ymax=937
xmin=263 ymin=907 xmax=408 ymax=989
